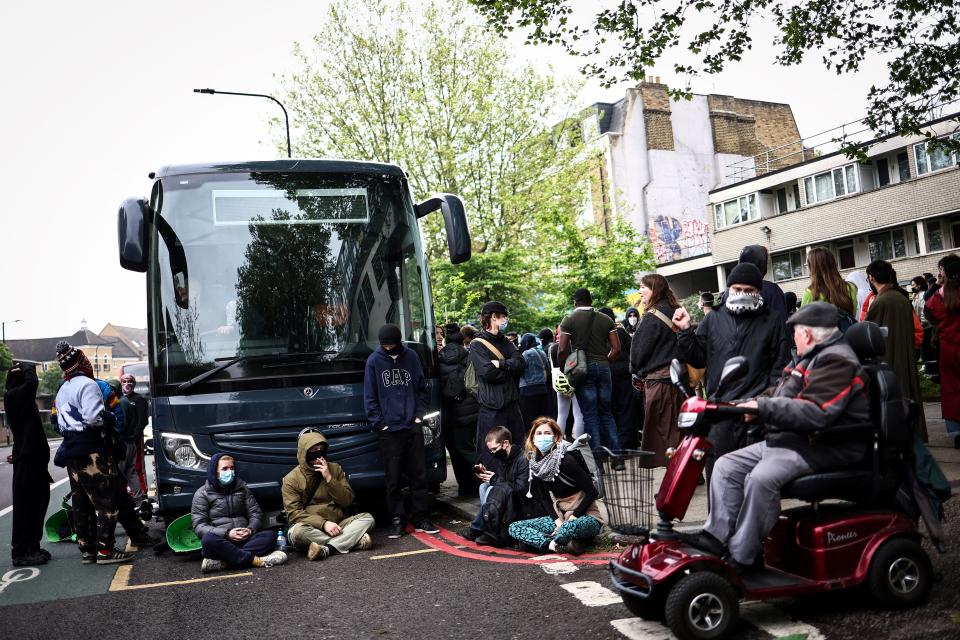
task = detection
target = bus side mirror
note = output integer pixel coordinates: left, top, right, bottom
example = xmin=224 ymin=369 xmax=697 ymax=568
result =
xmin=118 ymin=198 xmax=150 ymax=272
xmin=416 ymin=194 xmax=471 ymax=264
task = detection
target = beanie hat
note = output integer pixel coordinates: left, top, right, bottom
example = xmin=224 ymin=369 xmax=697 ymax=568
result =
xmin=378 ymin=324 xmax=402 ymax=345
xmin=727 ymin=263 xmax=763 ymax=290
xmin=481 ymin=301 xmax=509 ymax=316
xmin=56 ymin=341 xmax=82 ymax=373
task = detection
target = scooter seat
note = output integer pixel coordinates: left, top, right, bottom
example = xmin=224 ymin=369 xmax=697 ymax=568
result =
xmin=781 ymin=470 xmax=874 ymax=502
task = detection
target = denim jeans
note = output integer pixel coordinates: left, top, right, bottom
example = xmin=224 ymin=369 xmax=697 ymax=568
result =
xmin=574 ymin=363 xmax=621 ymax=451
xmin=470 ymin=482 xmax=493 ymax=530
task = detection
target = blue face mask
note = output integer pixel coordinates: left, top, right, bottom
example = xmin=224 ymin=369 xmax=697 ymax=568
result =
xmin=218 ymin=469 xmax=235 ymax=485
xmin=534 ymin=435 xmax=555 ymax=454
xmin=499 ymin=319 xmax=509 ymax=331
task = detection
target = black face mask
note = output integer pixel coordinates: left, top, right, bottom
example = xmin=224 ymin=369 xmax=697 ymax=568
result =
xmin=382 ymin=345 xmax=402 ymax=356
xmin=492 ymin=448 xmax=509 ymax=461
xmin=306 ymin=448 xmax=327 ymax=465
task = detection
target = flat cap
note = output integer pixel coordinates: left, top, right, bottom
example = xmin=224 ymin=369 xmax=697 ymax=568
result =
xmin=786 ymin=301 xmax=839 ymax=329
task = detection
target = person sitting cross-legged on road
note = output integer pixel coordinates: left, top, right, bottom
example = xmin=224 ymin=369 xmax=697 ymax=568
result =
xmin=191 ymin=452 xmax=287 ymax=573
xmin=508 ymin=418 xmax=605 ymax=556
xmin=682 ymin=302 xmax=871 ymax=573
xmin=282 ymin=431 xmax=375 ymax=561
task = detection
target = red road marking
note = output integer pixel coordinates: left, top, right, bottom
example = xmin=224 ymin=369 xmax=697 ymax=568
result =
xmin=408 ymin=524 xmax=618 ymax=566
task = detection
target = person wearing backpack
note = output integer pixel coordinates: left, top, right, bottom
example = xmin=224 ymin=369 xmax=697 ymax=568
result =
xmin=557 ymin=288 xmax=621 ymax=455
xmin=468 ymin=301 xmax=527 ymax=467
xmin=507 ymin=417 xmax=605 ymax=556
xmin=438 ymin=329 xmax=480 ymax=496
xmin=519 ymin=333 xmax=551 ymax=430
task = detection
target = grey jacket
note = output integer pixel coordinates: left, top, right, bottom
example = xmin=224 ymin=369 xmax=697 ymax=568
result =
xmin=758 ymin=332 xmax=870 ymax=470
xmin=191 ymin=478 xmax=264 ymax=538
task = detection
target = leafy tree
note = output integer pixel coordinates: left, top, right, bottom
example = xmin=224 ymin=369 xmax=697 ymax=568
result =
xmin=277 ymin=0 xmax=651 ymax=333
xmin=0 ymin=343 xmax=11 ymax=389
xmin=468 ymin=0 xmax=960 ymax=153
xmin=39 ymin=366 xmax=64 ymax=396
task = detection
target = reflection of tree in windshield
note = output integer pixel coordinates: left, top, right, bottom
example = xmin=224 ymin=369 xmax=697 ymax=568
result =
xmin=234 ymin=207 xmax=344 ymax=353
xmin=173 ymin=297 xmax=206 ymax=366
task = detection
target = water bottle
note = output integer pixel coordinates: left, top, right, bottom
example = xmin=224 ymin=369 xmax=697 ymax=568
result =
xmin=277 ymin=529 xmax=287 ymax=551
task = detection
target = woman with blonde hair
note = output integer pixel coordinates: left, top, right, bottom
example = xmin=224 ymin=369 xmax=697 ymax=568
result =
xmin=801 ymin=248 xmax=858 ymax=323
xmin=507 ymin=417 xmax=603 ymax=555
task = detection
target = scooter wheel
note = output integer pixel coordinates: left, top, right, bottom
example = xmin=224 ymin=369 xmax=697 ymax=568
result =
xmin=620 ymin=591 xmax=664 ymax=622
xmin=665 ymin=572 xmax=739 ymax=640
xmin=867 ymin=538 xmax=932 ymax=608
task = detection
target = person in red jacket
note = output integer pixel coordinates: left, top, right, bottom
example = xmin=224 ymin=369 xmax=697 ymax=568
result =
xmin=924 ymin=260 xmax=960 ymax=448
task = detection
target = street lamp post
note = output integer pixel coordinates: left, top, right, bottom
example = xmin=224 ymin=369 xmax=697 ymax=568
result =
xmin=1 ymin=319 xmax=21 ymax=343
xmin=193 ymin=88 xmax=292 ymax=158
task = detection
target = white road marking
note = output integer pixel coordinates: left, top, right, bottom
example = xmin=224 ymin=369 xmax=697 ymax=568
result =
xmin=610 ymin=618 xmax=676 ymax=640
xmin=741 ymin=602 xmax=825 ymax=640
xmin=560 ymin=580 xmax=622 ymax=606
xmin=540 ymin=561 xmax=579 ymax=575
xmin=0 ymin=476 xmax=69 ymax=518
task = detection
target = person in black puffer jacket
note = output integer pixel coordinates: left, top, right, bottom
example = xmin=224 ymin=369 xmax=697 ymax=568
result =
xmin=438 ymin=330 xmax=480 ymax=496
xmin=191 ymin=452 xmax=285 ymax=572
xmin=469 ymin=301 xmax=526 ymax=466
xmin=5 ymin=362 xmax=52 ymax=567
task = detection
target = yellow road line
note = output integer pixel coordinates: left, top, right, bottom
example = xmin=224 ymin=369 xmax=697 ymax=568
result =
xmin=369 ymin=548 xmax=440 ymax=561
xmin=109 ymin=564 xmax=253 ymax=591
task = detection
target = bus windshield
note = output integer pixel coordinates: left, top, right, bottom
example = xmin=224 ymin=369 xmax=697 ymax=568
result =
xmin=148 ymin=170 xmax=434 ymax=389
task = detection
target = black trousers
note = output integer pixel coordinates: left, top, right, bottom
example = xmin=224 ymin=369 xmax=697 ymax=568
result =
xmin=379 ymin=427 xmax=430 ymax=523
xmin=443 ymin=401 xmax=479 ymax=496
xmin=519 ymin=389 xmax=550 ymax=436
xmin=476 ymin=404 xmax=524 ymax=468
xmin=114 ymin=470 xmax=146 ymax=536
xmin=611 ymin=374 xmax=641 ymax=450
xmin=11 ymin=461 xmax=51 ymax=559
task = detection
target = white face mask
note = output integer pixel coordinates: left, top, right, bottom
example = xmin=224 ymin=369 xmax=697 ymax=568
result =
xmin=628 ymin=316 xmax=638 ymax=327
xmin=726 ymin=291 xmax=763 ymax=315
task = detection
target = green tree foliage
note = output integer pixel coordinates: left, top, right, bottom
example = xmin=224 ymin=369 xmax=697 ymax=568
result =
xmin=468 ymin=0 xmax=960 ymax=153
xmin=0 ymin=343 xmax=11 ymax=389
xmin=39 ymin=366 xmax=64 ymax=396
xmin=277 ymin=0 xmax=652 ymax=334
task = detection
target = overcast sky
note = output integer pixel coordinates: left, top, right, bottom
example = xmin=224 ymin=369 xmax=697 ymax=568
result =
xmin=0 ymin=1 xmax=889 ymax=341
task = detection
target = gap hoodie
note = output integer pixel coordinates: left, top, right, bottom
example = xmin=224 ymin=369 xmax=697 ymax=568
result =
xmin=364 ymin=345 xmax=428 ymax=432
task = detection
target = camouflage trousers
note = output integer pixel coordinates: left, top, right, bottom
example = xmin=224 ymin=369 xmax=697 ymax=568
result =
xmin=67 ymin=452 xmax=120 ymax=553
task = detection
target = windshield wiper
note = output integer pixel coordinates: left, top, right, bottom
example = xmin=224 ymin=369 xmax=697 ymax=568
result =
xmin=176 ymin=355 xmax=248 ymax=394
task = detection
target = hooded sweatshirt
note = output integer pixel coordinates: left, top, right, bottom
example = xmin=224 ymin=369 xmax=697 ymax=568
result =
xmin=363 ymin=345 xmax=429 ymax=431
xmin=54 ymin=373 xmax=107 ymax=460
xmin=281 ymin=432 xmax=355 ymax=528
xmin=720 ymin=245 xmax=787 ymax=321
xmin=191 ymin=452 xmax=263 ymax=538
xmin=4 ymin=365 xmax=50 ymax=464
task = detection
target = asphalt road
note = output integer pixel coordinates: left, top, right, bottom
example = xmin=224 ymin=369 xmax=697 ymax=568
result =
xmin=0 ymin=441 xmax=68 ymax=512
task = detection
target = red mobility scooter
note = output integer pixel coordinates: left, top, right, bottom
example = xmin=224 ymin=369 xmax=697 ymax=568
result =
xmin=608 ymin=321 xmax=934 ymax=640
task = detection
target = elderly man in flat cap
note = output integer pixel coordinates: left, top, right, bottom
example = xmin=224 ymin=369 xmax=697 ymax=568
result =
xmin=681 ymin=302 xmax=871 ymax=573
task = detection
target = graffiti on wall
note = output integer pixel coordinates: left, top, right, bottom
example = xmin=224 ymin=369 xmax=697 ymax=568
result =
xmin=648 ymin=215 xmax=711 ymax=264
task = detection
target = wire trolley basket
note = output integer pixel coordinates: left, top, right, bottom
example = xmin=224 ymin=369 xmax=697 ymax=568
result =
xmin=597 ymin=449 xmax=656 ymax=536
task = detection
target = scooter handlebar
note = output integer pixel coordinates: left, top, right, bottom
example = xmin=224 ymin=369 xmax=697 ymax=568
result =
xmin=712 ymin=404 xmax=759 ymax=416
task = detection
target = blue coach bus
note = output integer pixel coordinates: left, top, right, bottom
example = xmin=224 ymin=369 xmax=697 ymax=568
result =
xmin=116 ymin=160 xmax=470 ymax=514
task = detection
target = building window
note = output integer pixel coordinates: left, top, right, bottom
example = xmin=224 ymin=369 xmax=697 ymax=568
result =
xmin=914 ymin=134 xmax=960 ymax=175
xmin=837 ymin=241 xmax=856 ymax=270
xmin=103 ymin=356 xmax=110 ymax=371
xmin=776 ymin=188 xmax=788 ymax=214
xmin=803 ymin=164 xmax=859 ymax=205
xmin=868 ymin=229 xmax=909 ymax=262
xmin=792 ymin=183 xmax=802 ymax=210
xmin=877 ymin=157 xmax=890 ymax=187
xmin=927 ymin=220 xmax=944 ymax=252
xmin=772 ymin=250 xmax=805 ymax=282
xmin=897 ymin=152 xmax=911 ymax=181
xmin=713 ymin=193 xmax=758 ymax=230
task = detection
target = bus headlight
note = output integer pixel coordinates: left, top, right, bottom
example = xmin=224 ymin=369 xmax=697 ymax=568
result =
xmin=160 ymin=432 xmax=211 ymax=470
xmin=421 ymin=411 xmax=441 ymax=446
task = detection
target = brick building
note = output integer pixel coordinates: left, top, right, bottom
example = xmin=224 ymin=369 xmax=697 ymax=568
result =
xmin=4 ymin=320 xmax=143 ymax=380
xmin=708 ymin=113 xmax=960 ymax=295
xmin=582 ymin=80 xmax=803 ymax=296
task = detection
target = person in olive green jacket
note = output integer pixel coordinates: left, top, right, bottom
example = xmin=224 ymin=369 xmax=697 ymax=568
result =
xmin=282 ymin=431 xmax=375 ymax=561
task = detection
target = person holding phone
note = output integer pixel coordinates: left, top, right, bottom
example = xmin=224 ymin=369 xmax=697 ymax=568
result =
xmin=191 ymin=453 xmax=287 ymax=573
xmin=282 ymin=431 xmax=375 ymax=561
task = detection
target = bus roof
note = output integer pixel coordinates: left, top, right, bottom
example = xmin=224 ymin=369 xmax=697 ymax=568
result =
xmin=154 ymin=159 xmax=407 ymax=179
